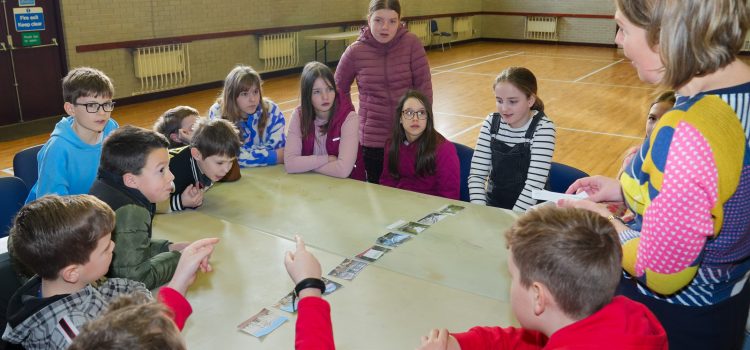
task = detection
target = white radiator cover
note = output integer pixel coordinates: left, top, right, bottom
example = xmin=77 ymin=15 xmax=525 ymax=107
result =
xmin=525 ymin=16 xmax=558 ymax=41
xmin=453 ymin=16 xmax=472 ymax=40
xmin=408 ymin=20 xmax=431 ymax=46
xmin=132 ymin=43 xmax=191 ymax=95
xmin=259 ymin=32 xmax=299 ymax=71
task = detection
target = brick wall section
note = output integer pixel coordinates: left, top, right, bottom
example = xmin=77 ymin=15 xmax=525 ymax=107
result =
xmin=59 ymin=0 xmax=614 ymax=97
xmin=481 ymin=0 xmax=614 ymax=14
xmin=480 ymin=0 xmax=616 ymax=44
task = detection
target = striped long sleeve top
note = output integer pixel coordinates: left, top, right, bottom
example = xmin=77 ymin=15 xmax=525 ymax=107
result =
xmin=467 ymin=111 xmax=556 ymax=211
xmin=619 ymin=82 xmax=750 ymax=306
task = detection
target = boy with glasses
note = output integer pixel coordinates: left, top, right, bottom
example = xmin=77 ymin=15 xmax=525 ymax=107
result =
xmin=25 ymin=67 xmax=119 ymax=203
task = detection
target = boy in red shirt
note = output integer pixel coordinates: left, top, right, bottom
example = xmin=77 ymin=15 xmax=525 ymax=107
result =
xmin=418 ymin=207 xmax=668 ymax=350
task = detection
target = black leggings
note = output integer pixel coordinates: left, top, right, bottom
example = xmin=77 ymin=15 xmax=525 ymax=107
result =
xmin=617 ymin=275 xmax=750 ymax=350
xmin=362 ymin=146 xmax=384 ymax=184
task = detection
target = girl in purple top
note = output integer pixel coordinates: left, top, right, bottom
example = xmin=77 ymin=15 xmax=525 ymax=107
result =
xmin=380 ymin=90 xmax=460 ymax=199
xmin=285 ymin=61 xmax=365 ymax=180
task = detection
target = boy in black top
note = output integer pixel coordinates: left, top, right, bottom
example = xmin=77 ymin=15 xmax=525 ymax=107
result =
xmin=167 ymin=118 xmax=241 ymax=211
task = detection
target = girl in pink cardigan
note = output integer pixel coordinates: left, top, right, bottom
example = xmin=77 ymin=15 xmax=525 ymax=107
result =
xmin=285 ymin=62 xmax=365 ymax=180
xmin=380 ymin=90 xmax=459 ymax=199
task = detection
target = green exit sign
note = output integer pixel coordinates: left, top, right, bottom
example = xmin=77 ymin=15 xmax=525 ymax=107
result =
xmin=21 ymin=31 xmax=41 ymax=47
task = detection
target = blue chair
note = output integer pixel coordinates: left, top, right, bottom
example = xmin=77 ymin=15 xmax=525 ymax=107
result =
xmin=0 ymin=177 xmax=27 ymax=238
xmin=13 ymin=144 xmax=43 ymax=196
xmin=546 ymin=162 xmax=589 ymax=193
xmin=452 ymin=142 xmax=474 ymax=202
xmin=430 ymin=19 xmax=452 ymax=51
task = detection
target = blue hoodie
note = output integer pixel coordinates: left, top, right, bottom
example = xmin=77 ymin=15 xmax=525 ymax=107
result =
xmin=25 ymin=116 xmax=119 ymax=203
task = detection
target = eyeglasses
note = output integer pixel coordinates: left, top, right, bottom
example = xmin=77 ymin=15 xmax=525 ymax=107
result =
xmin=73 ymin=101 xmax=116 ymax=113
xmin=401 ymin=109 xmax=427 ymax=120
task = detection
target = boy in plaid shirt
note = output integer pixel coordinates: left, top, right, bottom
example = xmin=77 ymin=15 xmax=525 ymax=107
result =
xmin=2 ymin=195 xmax=217 ymax=349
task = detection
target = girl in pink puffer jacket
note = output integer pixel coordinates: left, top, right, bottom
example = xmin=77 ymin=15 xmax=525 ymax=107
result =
xmin=335 ymin=0 xmax=432 ymax=184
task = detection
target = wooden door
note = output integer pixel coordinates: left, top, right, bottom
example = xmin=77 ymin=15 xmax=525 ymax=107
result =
xmin=0 ymin=0 xmax=66 ymax=126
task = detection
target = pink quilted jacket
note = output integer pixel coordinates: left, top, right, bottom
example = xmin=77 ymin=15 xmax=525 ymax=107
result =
xmin=335 ymin=25 xmax=432 ymax=148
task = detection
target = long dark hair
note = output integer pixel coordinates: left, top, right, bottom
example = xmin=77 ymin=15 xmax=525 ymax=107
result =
xmin=299 ymin=61 xmax=338 ymax=139
xmin=387 ymin=90 xmax=443 ymax=179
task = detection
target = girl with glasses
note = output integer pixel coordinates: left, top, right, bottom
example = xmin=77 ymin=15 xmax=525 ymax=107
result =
xmin=468 ymin=66 xmax=556 ymax=211
xmin=380 ymin=90 xmax=459 ymax=199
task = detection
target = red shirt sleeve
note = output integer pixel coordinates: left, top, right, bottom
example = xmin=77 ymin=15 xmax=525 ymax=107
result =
xmin=157 ymin=287 xmax=193 ymax=331
xmin=452 ymin=326 xmax=547 ymax=350
xmin=296 ymin=296 xmax=335 ymax=350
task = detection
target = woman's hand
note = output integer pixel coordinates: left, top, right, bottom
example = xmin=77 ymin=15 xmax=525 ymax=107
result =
xmin=566 ymin=175 xmax=623 ymax=203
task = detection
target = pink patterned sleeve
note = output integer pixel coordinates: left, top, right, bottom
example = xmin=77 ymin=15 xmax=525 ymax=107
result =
xmin=632 ymin=122 xmax=718 ymax=295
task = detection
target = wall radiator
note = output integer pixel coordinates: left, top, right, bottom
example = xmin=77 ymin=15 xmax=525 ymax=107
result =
xmin=453 ymin=16 xmax=472 ymax=40
xmin=525 ymin=16 xmax=558 ymax=41
xmin=408 ymin=20 xmax=431 ymax=46
xmin=133 ymin=43 xmax=191 ymax=95
xmin=345 ymin=25 xmax=360 ymax=47
xmin=259 ymin=32 xmax=299 ymax=71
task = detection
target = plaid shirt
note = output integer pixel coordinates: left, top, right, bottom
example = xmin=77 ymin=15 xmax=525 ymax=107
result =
xmin=2 ymin=276 xmax=150 ymax=349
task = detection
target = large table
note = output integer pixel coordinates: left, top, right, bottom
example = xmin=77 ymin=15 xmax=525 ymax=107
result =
xmin=153 ymin=166 xmax=519 ymax=348
xmin=305 ymin=31 xmax=359 ymax=63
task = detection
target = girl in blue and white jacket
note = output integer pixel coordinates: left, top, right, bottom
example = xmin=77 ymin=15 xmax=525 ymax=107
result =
xmin=208 ymin=65 xmax=285 ymax=167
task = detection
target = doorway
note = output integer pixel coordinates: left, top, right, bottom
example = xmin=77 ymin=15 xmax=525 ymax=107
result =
xmin=0 ymin=0 xmax=66 ymax=126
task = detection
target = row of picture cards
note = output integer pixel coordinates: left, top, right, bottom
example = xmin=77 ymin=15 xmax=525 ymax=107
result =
xmin=236 ymin=204 xmax=465 ymax=338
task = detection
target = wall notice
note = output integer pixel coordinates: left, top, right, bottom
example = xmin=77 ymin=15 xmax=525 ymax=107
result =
xmin=14 ymin=7 xmax=45 ymax=32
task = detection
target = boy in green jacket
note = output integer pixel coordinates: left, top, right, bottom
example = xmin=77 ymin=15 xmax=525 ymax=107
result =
xmin=90 ymin=126 xmax=189 ymax=289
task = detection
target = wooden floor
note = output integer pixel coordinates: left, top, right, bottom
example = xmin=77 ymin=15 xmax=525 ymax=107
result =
xmin=4 ymin=41 xmax=735 ymax=178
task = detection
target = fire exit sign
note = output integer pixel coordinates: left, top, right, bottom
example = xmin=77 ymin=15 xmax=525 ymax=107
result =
xmin=13 ymin=7 xmax=45 ymax=32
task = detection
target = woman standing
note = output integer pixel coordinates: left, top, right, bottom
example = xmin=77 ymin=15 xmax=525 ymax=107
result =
xmin=562 ymin=1 xmax=750 ymax=348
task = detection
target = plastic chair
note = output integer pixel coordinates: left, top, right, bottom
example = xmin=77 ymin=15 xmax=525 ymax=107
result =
xmin=430 ymin=19 xmax=452 ymax=51
xmin=452 ymin=142 xmax=474 ymax=202
xmin=0 ymin=177 xmax=27 ymax=238
xmin=546 ymin=162 xmax=589 ymax=193
xmin=0 ymin=252 xmax=23 ymax=346
xmin=12 ymin=144 xmax=43 ymax=196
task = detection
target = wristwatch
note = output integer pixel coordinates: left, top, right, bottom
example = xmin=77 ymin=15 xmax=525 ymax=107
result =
xmin=292 ymin=278 xmax=326 ymax=312
xmin=294 ymin=278 xmax=326 ymax=296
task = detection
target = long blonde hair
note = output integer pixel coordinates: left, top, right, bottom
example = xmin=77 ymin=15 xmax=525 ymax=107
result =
xmin=216 ymin=65 xmax=270 ymax=140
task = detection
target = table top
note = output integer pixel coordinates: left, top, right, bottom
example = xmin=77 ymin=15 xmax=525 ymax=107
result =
xmin=152 ymin=166 xmax=519 ymax=348
xmin=197 ymin=166 xmax=517 ymax=300
xmin=305 ymin=31 xmax=360 ymax=41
